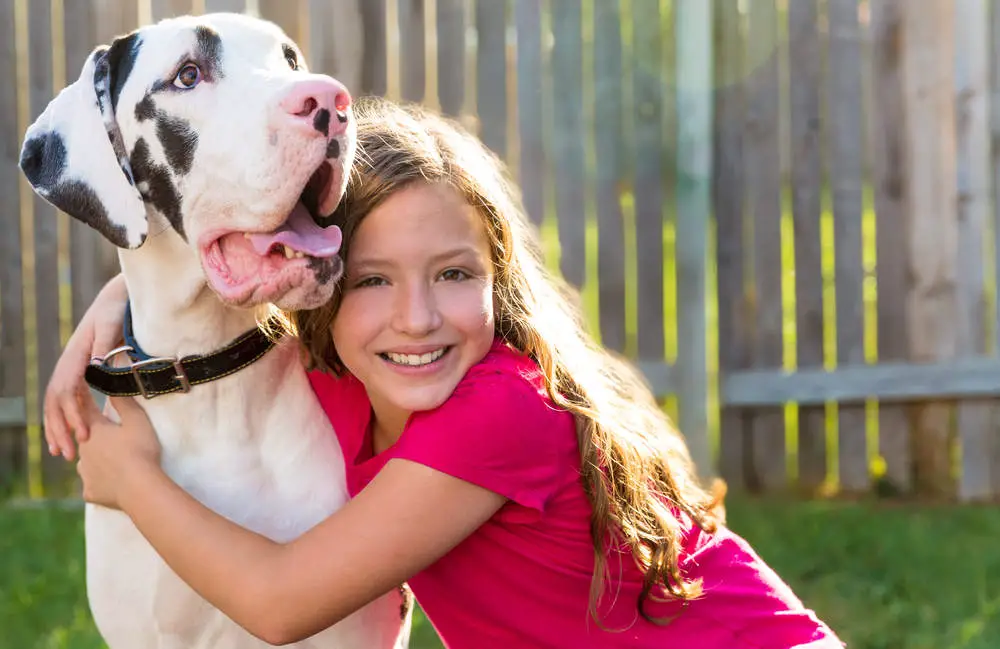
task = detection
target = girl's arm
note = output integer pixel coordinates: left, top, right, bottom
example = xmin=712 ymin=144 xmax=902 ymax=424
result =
xmin=46 ymin=272 xmax=129 ymax=459
xmin=79 ymin=396 xmax=505 ymax=646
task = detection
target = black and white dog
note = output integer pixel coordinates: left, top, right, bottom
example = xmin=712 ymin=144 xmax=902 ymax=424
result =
xmin=19 ymin=12 xmax=410 ymax=649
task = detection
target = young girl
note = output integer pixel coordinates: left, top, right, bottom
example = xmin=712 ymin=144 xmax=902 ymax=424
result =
xmin=51 ymin=96 xmax=842 ymax=648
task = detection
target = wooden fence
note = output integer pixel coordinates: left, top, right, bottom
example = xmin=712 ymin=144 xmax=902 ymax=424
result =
xmin=2 ymin=0 xmax=999 ymax=503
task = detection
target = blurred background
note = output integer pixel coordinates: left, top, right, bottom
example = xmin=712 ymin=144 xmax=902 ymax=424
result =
xmin=2 ymin=0 xmax=999 ymax=647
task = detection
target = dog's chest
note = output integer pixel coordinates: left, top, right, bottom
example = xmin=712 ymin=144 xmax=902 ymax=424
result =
xmin=141 ymin=367 xmax=349 ymax=541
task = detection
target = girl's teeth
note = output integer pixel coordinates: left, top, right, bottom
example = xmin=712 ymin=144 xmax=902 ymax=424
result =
xmin=386 ymin=349 xmax=445 ymax=366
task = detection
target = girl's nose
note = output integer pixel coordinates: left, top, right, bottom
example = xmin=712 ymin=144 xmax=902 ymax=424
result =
xmin=392 ymin=283 xmax=442 ymax=335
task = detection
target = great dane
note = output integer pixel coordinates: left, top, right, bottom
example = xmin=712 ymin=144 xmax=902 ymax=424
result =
xmin=19 ymin=12 xmax=411 ymax=649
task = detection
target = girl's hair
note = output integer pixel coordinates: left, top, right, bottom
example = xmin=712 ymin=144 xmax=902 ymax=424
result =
xmin=282 ymin=96 xmax=724 ymax=625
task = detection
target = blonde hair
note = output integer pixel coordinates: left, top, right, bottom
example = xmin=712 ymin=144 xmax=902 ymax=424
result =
xmin=283 ymin=96 xmax=724 ymax=625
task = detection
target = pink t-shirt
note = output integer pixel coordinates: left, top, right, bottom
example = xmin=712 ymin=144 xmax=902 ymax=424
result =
xmin=308 ymin=339 xmax=843 ymax=648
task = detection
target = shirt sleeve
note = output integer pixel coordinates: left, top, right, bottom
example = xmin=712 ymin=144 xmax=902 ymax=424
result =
xmin=392 ymin=367 xmax=578 ymax=515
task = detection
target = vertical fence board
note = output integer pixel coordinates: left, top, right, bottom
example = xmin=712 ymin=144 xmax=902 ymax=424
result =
xmin=0 ymin=0 xmax=25 ymax=491
xmin=306 ymin=0 xmax=365 ymax=93
xmin=674 ymin=0 xmax=712 ymax=477
xmin=515 ymin=0 xmax=543 ymax=228
xmin=359 ymin=0 xmax=387 ymax=96
xmin=991 ymin=0 xmax=1000 ymax=498
xmin=828 ymin=0 xmax=868 ymax=494
xmin=151 ymin=0 xmax=195 ymax=21
xmin=205 ymin=0 xmax=245 ymax=12
xmin=788 ymin=0 xmax=826 ymax=494
xmin=632 ymin=0 xmax=664 ymax=362
xmin=593 ymin=0 xmax=625 ymax=352
xmin=870 ymin=0 xmax=911 ymax=493
xmin=954 ymin=0 xmax=994 ymax=501
xmin=901 ymin=0 xmax=958 ymax=498
xmin=550 ymin=0 xmax=584 ymax=289
xmin=258 ymin=0 xmax=304 ymax=44
xmin=744 ymin=0 xmax=784 ymax=492
xmin=475 ymin=0 xmax=506 ymax=157
xmin=92 ymin=0 xmax=139 ymax=46
xmin=713 ymin=0 xmax=748 ymax=488
xmin=397 ymin=0 xmax=425 ymax=103
xmin=436 ymin=0 xmax=465 ymax=116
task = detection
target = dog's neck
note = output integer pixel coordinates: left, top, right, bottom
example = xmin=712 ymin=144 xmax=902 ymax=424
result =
xmin=117 ymin=231 xmax=264 ymax=359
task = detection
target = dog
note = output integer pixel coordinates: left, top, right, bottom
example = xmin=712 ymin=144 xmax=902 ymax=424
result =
xmin=19 ymin=13 xmax=411 ymax=649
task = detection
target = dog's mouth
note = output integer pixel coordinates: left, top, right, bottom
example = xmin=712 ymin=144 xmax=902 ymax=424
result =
xmin=200 ymin=160 xmax=345 ymax=307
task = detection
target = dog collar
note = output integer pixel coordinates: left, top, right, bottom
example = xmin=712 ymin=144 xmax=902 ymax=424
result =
xmin=84 ymin=301 xmax=282 ymax=399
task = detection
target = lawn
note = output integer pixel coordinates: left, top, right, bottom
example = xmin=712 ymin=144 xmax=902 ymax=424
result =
xmin=4 ymin=496 xmax=999 ymax=649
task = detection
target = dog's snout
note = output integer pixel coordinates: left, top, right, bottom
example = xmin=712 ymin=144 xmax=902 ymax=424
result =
xmin=280 ymin=77 xmax=352 ymax=138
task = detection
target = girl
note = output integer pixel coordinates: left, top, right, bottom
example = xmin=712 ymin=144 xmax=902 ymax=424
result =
xmin=51 ymin=96 xmax=842 ymax=648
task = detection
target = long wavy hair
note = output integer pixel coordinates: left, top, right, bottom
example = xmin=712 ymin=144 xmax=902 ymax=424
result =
xmin=279 ymin=96 xmax=724 ymax=625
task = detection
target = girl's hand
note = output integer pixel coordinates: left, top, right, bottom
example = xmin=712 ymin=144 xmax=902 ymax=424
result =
xmin=45 ymin=274 xmax=129 ymax=460
xmin=77 ymin=395 xmax=162 ymax=511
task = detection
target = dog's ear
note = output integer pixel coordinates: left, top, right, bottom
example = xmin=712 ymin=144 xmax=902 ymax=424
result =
xmin=19 ymin=37 xmax=147 ymax=249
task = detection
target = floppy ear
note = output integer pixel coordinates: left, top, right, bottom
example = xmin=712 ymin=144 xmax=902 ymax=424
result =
xmin=19 ymin=39 xmax=147 ymax=249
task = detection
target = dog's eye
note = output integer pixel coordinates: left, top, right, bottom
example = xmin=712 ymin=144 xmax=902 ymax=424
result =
xmin=173 ymin=63 xmax=201 ymax=89
xmin=283 ymin=44 xmax=299 ymax=71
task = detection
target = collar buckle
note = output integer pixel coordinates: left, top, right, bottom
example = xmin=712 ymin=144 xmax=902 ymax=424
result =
xmin=128 ymin=356 xmax=191 ymax=399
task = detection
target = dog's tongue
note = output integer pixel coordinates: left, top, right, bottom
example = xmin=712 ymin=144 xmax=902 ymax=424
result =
xmin=247 ymin=201 xmax=342 ymax=257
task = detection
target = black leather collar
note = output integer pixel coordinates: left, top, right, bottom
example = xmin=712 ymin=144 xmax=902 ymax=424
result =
xmin=84 ymin=302 xmax=282 ymax=399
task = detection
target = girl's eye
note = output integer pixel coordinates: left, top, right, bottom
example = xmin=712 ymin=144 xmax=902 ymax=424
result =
xmin=440 ymin=268 xmax=470 ymax=282
xmin=173 ymin=63 xmax=201 ymax=89
xmin=354 ymin=276 xmax=386 ymax=288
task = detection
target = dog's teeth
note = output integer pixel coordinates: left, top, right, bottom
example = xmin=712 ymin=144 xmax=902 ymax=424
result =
xmin=244 ymin=233 xmax=251 ymax=240
xmin=283 ymin=246 xmax=294 ymax=259
xmin=294 ymin=251 xmax=304 ymax=259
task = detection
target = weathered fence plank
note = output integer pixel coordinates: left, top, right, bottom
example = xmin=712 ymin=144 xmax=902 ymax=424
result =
xmin=151 ymin=0 xmax=195 ymax=20
xmin=551 ymin=0 xmax=585 ymax=289
xmin=674 ymin=0 xmax=712 ymax=478
xmin=828 ymin=0 xmax=868 ymax=494
xmin=359 ymin=0 xmax=387 ymax=96
xmin=0 ymin=0 xmax=26 ymax=491
xmin=475 ymin=0 xmax=506 ymax=157
xmin=306 ymin=0 xmax=365 ymax=93
xmin=901 ymin=0 xmax=958 ymax=498
xmin=787 ymin=0 xmax=825 ymax=495
xmin=870 ymin=0 xmax=911 ymax=494
xmin=593 ymin=0 xmax=625 ymax=352
xmin=954 ymin=0 xmax=995 ymax=502
xmin=744 ymin=0 xmax=785 ymax=492
xmin=205 ymin=0 xmax=245 ymax=12
xmin=258 ymin=0 xmax=304 ymax=44
xmin=713 ymin=0 xmax=748 ymax=488
xmin=991 ymin=0 xmax=1000 ymax=498
xmin=397 ymin=0 xmax=425 ymax=103
xmin=632 ymin=0 xmax=664 ymax=365
xmin=514 ymin=0 xmax=542 ymax=229
xmin=436 ymin=0 xmax=465 ymax=116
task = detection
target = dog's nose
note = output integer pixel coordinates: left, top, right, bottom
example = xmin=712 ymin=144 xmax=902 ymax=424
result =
xmin=280 ymin=76 xmax=352 ymax=138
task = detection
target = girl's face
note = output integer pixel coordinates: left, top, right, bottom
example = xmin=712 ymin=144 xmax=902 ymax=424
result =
xmin=332 ymin=181 xmax=496 ymax=435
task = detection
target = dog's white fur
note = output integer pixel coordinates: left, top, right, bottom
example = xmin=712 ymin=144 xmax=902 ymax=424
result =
xmin=21 ymin=13 xmax=410 ymax=649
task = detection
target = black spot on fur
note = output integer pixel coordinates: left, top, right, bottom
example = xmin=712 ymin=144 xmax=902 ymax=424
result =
xmin=106 ymin=33 xmax=143 ymax=113
xmin=48 ymin=180 xmax=135 ymax=248
xmin=313 ymin=109 xmax=330 ymax=137
xmin=130 ymin=137 xmax=185 ymax=239
xmin=326 ymin=139 xmax=340 ymax=159
xmin=134 ymin=94 xmax=156 ymax=122
xmin=307 ymin=256 xmax=341 ymax=285
xmin=195 ymin=26 xmax=223 ymax=76
xmin=336 ymin=111 xmax=348 ymax=124
xmin=156 ymin=115 xmax=198 ymax=175
xmin=20 ymin=132 xmax=66 ymax=189
xmin=90 ymin=45 xmax=108 ymax=65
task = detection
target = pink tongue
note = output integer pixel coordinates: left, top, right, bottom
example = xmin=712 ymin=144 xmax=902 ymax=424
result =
xmin=247 ymin=202 xmax=342 ymax=258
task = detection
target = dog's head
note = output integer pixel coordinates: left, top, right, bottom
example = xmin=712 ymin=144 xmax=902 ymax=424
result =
xmin=19 ymin=13 xmax=354 ymax=310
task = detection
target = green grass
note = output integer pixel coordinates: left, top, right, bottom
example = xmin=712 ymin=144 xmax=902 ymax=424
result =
xmin=5 ymin=498 xmax=1000 ymax=649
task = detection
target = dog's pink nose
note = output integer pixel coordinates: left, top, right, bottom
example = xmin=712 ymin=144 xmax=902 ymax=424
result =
xmin=280 ymin=76 xmax=352 ymax=137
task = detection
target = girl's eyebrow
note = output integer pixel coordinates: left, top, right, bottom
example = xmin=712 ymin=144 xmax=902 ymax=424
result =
xmin=349 ymin=245 xmax=487 ymax=269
